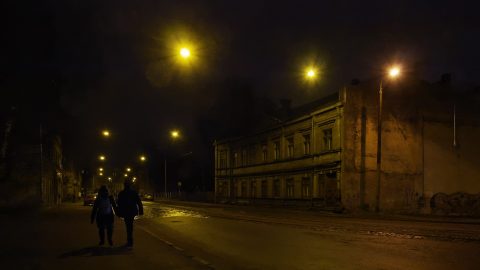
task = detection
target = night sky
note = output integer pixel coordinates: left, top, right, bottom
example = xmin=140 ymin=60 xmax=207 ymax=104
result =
xmin=2 ymin=0 xmax=479 ymax=173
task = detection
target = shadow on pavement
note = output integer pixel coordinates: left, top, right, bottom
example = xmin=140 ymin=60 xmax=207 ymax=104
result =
xmin=59 ymin=246 xmax=132 ymax=258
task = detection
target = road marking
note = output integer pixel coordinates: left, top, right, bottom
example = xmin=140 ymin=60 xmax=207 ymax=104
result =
xmin=139 ymin=225 xmax=214 ymax=269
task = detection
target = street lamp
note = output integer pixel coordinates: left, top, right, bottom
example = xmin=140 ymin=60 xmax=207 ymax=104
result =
xmin=164 ymin=130 xmax=181 ymax=196
xmin=180 ymin=48 xmax=191 ymax=59
xmin=126 ymin=167 xmax=131 ymax=172
xmin=98 ymin=167 xmax=103 ymax=172
xmin=99 ymin=155 xmax=106 ymax=161
xmin=101 ymin=130 xmax=110 ymax=138
xmin=375 ymin=65 xmax=401 ymax=212
xmin=140 ymin=155 xmax=147 ymax=162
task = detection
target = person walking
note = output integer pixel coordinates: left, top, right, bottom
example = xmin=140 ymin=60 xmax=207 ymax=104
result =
xmin=90 ymin=185 xmax=118 ymax=246
xmin=117 ymin=180 xmax=143 ymax=248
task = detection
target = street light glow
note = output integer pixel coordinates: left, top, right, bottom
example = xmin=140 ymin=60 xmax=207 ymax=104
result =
xmin=124 ymin=173 xmax=128 ymax=177
xmin=171 ymin=130 xmax=180 ymax=139
xmin=126 ymin=167 xmax=131 ymax=172
xmin=108 ymin=177 xmax=112 ymax=181
xmin=99 ymin=172 xmax=103 ymax=176
xmin=140 ymin=155 xmax=147 ymax=162
xmin=180 ymin=48 xmax=191 ymax=58
xmin=304 ymin=66 xmax=319 ymax=81
xmin=102 ymin=130 xmax=110 ymax=137
xmin=388 ymin=66 xmax=401 ymax=78
xmin=98 ymin=167 xmax=103 ymax=171
xmin=99 ymin=155 xmax=106 ymax=161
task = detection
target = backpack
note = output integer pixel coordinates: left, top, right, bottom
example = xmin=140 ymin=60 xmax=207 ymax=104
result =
xmin=98 ymin=197 xmax=112 ymax=215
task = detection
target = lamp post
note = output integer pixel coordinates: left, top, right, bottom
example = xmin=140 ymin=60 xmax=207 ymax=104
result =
xmin=164 ymin=130 xmax=181 ymax=197
xmin=375 ymin=66 xmax=401 ymax=212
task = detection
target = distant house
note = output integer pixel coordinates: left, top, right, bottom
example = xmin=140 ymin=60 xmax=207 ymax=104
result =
xmin=214 ymin=76 xmax=480 ymax=214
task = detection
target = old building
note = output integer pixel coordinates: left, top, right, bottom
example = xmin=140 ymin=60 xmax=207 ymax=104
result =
xmin=214 ymin=77 xmax=480 ymax=214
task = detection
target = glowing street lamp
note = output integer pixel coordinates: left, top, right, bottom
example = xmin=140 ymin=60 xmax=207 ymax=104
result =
xmin=107 ymin=177 xmax=112 ymax=181
xmin=99 ymin=155 xmax=106 ymax=161
xmin=170 ymin=130 xmax=180 ymax=139
xmin=180 ymin=48 xmax=191 ymax=59
xmin=126 ymin=167 xmax=131 ymax=172
xmin=99 ymin=172 xmax=103 ymax=176
xmin=101 ymin=130 xmax=110 ymax=138
xmin=98 ymin=167 xmax=103 ymax=172
xmin=124 ymin=173 xmax=128 ymax=177
xmin=140 ymin=155 xmax=147 ymax=162
xmin=375 ymin=65 xmax=402 ymax=212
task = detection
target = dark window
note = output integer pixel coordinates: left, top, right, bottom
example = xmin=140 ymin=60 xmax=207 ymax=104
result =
xmin=261 ymin=180 xmax=268 ymax=197
xmin=301 ymin=177 xmax=311 ymax=198
xmin=274 ymin=141 xmax=280 ymax=160
xmin=286 ymin=137 xmax=294 ymax=158
xmin=273 ymin=179 xmax=280 ymax=197
xmin=323 ymin=129 xmax=333 ymax=150
xmin=303 ymin=134 xmax=311 ymax=155
xmin=286 ymin=178 xmax=294 ymax=198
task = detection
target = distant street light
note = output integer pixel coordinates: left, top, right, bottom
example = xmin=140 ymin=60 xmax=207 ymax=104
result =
xmin=180 ymin=48 xmax=191 ymax=58
xmin=164 ymin=129 xmax=181 ymax=196
xmin=170 ymin=130 xmax=180 ymax=139
xmin=99 ymin=172 xmax=103 ymax=176
xmin=99 ymin=155 xmax=106 ymax=161
xmin=303 ymin=65 xmax=319 ymax=83
xmin=140 ymin=155 xmax=147 ymax=162
xmin=107 ymin=177 xmax=112 ymax=181
xmin=98 ymin=167 xmax=103 ymax=172
xmin=124 ymin=173 xmax=128 ymax=177
xmin=376 ymin=65 xmax=402 ymax=212
xmin=126 ymin=167 xmax=131 ymax=172
xmin=102 ymin=130 xmax=110 ymax=138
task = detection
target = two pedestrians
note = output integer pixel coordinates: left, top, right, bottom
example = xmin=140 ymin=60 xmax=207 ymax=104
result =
xmin=117 ymin=180 xmax=144 ymax=248
xmin=90 ymin=185 xmax=118 ymax=246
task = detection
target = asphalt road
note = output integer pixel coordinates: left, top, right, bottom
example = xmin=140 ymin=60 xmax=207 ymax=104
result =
xmin=1 ymin=201 xmax=480 ymax=269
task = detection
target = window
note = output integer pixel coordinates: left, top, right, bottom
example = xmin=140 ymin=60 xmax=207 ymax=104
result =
xmin=323 ymin=128 xmax=333 ymax=150
xmin=250 ymin=180 xmax=257 ymax=198
xmin=301 ymin=177 xmax=311 ymax=198
xmin=241 ymin=148 xmax=247 ymax=166
xmin=248 ymin=145 xmax=256 ymax=165
xmin=233 ymin=152 xmax=239 ymax=167
xmin=261 ymin=180 xmax=268 ymax=197
xmin=273 ymin=179 xmax=280 ymax=197
xmin=286 ymin=137 xmax=294 ymax=158
xmin=241 ymin=181 xmax=247 ymax=197
xmin=219 ymin=151 xmax=227 ymax=168
xmin=274 ymin=141 xmax=280 ymax=160
xmin=303 ymin=134 xmax=311 ymax=155
xmin=262 ymin=144 xmax=268 ymax=162
xmin=286 ymin=178 xmax=294 ymax=198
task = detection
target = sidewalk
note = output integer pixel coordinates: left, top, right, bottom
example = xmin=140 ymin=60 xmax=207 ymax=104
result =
xmin=153 ymin=199 xmax=480 ymax=225
xmin=0 ymin=203 xmax=210 ymax=270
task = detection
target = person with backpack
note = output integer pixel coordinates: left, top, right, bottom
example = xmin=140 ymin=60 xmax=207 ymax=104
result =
xmin=90 ymin=185 xmax=118 ymax=246
xmin=117 ymin=180 xmax=143 ymax=248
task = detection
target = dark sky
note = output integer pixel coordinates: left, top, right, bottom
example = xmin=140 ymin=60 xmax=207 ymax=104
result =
xmin=2 ymin=0 xmax=480 ymax=169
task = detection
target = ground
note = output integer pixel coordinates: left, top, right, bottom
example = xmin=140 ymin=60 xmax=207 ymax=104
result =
xmin=1 ymin=201 xmax=480 ymax=269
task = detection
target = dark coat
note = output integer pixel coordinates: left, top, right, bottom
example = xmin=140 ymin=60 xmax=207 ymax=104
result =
xmin=90 ymin=195 xmax=118 ymax=225
xmin=117 ymin=188 xmax=143 ymax=218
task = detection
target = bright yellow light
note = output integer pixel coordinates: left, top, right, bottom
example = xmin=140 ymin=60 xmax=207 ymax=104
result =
xmin=99 ymin=172 xmax=103 ymax=176
xmin=388 ymin=66 xmax=401 ymax=78
xmin=102 ymin=130 xmax=110 ymax=137
xmin=171 ymin=130 xmax=180 ymax=139
xmin=180 ymin=48 xmax=190 ymax=58
xmin=126 ymin=167 xmax=131 ymax=172
xmin=108 ymin=177 xmax=112 ymax=181
xmin=99 ymin=155 xmax=106 ymax=161
xmin=99 ymin=167 xmax=103 ymax=171
xmin=304 ymin=66 xmax=318 ymax=81
xmin=140 ymin=155 xmax=146 ymax=162
xmin=307 ymin=69 xmax=315 ymax=78
xmin=124 ymin=173 xmax=128 ymax=177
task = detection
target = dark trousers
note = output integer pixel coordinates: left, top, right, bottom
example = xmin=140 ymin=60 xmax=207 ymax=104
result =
xmin=124 ymin=216 xmax=135 ymax=246
xmin=97 ymin=215 xmax=114 ymax=243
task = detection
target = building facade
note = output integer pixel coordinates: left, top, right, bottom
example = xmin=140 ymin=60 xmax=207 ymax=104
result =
xmin=214 ymin=78 xmax=480 ymax=214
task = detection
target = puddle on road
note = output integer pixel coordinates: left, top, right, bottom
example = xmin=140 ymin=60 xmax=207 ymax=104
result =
xmin=142 ymin=206 xmax=208 ymax=219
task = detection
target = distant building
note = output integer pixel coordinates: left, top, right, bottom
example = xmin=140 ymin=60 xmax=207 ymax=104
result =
xmin=214 ymin=77 xmax=480 ymax=214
